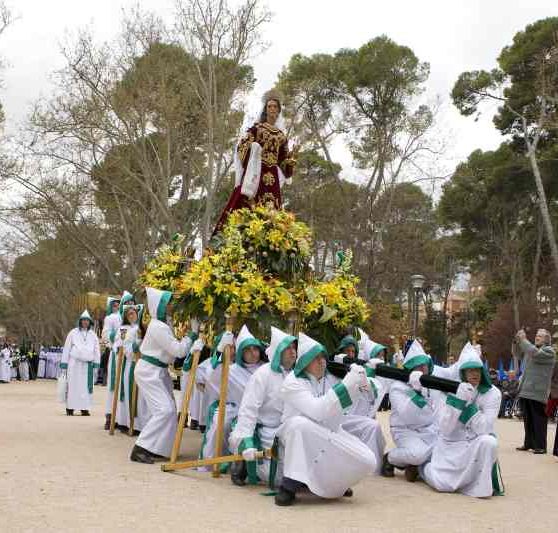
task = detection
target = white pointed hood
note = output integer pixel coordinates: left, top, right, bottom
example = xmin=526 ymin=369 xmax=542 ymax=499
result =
xmin=77 ymin=309 xmax=94 ymax=329
xmin=403 ymin=339 xmax=432 ymax=373
xmin=357 ymin=328 xmax=386 ymax=361
xmin=294 ymin=332 xmax=327 ymax=377
xmin=266 ymin=326 xmax=297 ymax=373
xmin=457 ymin=342 xmax=492 ymax=393
xmin=146 ymin=287 xmax=172 ymax=322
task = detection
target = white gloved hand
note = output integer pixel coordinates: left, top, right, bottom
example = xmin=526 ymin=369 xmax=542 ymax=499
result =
xmin=190 ymin=317 xmax=200 ymax=334
xmin=408 ymin=370 xmax=423 ymax=392
xmin=343 ymin=363 xmax=368 ymax=392
xmin=241 ymin=448 xmax=258 ymax=462
xmin=333 ymin=353 xmax=346 ymax=364
xmin=456 ymin=382 xmax=476 ymax=404
xmin=190 ymin=338 xmax=205 ymax=353
xmin=366 ymin=358 xmax=384 ymax=370
xmin=217 ymin=331 xmax=235 ymax=353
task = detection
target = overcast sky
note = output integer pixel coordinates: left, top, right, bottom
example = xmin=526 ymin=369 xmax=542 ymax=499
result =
xmin=1 ymin=0 xmax=557 ymax=180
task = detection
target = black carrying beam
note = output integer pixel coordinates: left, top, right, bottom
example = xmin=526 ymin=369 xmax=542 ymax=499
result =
xmin=327 ymin=361 xmax=459 ymax=394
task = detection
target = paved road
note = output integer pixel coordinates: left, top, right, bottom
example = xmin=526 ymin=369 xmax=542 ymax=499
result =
xmin=1 ymin=380 xmax=557 ymax=532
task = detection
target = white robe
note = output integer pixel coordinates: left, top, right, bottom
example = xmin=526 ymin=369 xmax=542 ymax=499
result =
xmin=0 ymin=348 xmax=12 ymax=382
xmin=37 ymin=351 xmax=47 ymax=378
xmin=229 ymin=363 xmax=289 ymax=486
xmin=189 ymin=358 xmax=213 ymax=425
xmin=102 ymin=312 xmax=122 ymax=415
xmin=422 ymin=386 xmax=501 ymax=497
xmin=19 ymin=358 xmax=30 ymax=381
xmin=134 ymin=319 xmax=193 ymax=457
xmin=62 ymin=328 xmax=101 ymax=411
xmin=114 ymin=325 xmax=148 ymax=431
xmin=46 ymin=351 xmax=58 ymax=379
xmin=199 ymin=361 xmax=263 ymax=465
xmin=387 ymin=381 xmax=439 ymax=468
xmin=325 ymin=372 xmax=386 ymax=474
xmin=278 ymin=372 xmax=376 ymax=498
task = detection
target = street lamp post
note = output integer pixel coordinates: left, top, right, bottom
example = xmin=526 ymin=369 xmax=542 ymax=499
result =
xmin=410 ymin=274 xmax=426 ymax=339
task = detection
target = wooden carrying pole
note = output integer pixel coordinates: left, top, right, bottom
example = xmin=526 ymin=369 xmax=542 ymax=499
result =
xmin=128 ymin=352 xmax=140 ymax=436
xmin=109 ymin=333 xmax=126 ymax=435
xmin=161 ymin=449 xmax=271 ymax=473
xmin=168 ymin=348 xmax=201 ymax=464
xmin=212 ymin=315 xmax=235 ymax=478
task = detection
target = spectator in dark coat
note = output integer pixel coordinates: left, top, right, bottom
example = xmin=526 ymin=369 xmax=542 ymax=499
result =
xmin=515 ymin=329 xmax=556 ymax=454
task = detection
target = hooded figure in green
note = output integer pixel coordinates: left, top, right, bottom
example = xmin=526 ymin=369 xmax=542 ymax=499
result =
xmin=229 ymin=326 xmax=297 ymax=487
xmin=383 ymin=339 xmax=438 ymax=478
xmin=422 ymin=343 xmax=504 ymax=497
xmin=199 ymin=325 xmax=266 ymax=469
xmin=61 ymin=310 xmax=101 ymax=416
xmin=275 ymin=332 xmax=376 ymax=505
xmin=130 ymin=287 xmax=198 ymax=464
xmin=102 ymin=295 xmax=123 ymax=428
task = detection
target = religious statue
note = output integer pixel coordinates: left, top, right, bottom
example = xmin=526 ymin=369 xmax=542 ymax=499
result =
xmin=213 ymin=90 xmax=298 ymax=234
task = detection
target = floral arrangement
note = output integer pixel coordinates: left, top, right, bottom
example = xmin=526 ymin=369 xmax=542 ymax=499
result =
xmin=136 ymin=207 xmax=369 ymax=342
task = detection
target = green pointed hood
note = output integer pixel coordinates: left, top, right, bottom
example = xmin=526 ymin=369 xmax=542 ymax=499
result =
xmin=337 ymin=335 xmax=359 ymax=358
xmin=106 ymin=297 xmax=120 ymax=315
xmin=119 ymin=291 xmax=135 ymax=316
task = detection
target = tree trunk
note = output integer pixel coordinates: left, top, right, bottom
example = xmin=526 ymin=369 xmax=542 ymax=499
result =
xmin=526 ymin=143 xmax=558 ymax=282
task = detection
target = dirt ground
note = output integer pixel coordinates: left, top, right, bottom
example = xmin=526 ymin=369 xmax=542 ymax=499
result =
xmin=1 ymin=380 xmax=557 ymax=533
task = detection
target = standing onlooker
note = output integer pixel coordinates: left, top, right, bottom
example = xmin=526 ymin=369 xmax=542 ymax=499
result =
xmin=515 ymin=329 xmax=556 ymax=454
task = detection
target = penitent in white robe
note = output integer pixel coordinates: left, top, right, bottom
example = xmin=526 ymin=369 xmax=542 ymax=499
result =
xmin=278 ymin=372 xmax=376 ymax=498
xmin=61 ymin=328 xmax=101 ymax=411
xmin=133 ymin=302 xmax=193 ymax=457
xmin=0 ymin=348 xmax=12 ymax=382
xmin=103 ymin=312 xmax=122 ymax=415
xmin=114 ymin=325 xmax=148 ymax=431
xmin=229 ymin=362 xmax=290 ymax=486
xmin=422 ymin=385 xmax=502 ymax=498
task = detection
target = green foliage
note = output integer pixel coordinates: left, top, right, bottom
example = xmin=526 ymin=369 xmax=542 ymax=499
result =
xmin=421 ymin=310 xmax=447 ymax=360
xmin=452 ymin=17 xmax=558 ymax=138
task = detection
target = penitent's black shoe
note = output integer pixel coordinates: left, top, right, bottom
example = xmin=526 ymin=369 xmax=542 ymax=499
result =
xmin=66 ymin=409 xmax=74 ymax=416
xmin=533 ymin=449 xmax=547 ymax=455
xmin=80 ymin=410 xmax=90 ymax=416
xmin=130 ymin=445 xmax=154 ymax=464
xmin=405 ymin=465 xmax=419 ymax=482
xmin=104 ymin=414 xmax=111 ymax=430
xmin=189 ymin=419 xmax=199 ymax=430
xmin=343 ymin=488 xmax=353 ymax=497
xmin=381 ymin=453 xmax=395 ymax=478
xmin=274 ymin=486 xmax=296 ymax=506
xmin=516 ymin=446 xmax=531 ymax=451
xmin=230 ymin=461 xmax=247 ymax=486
